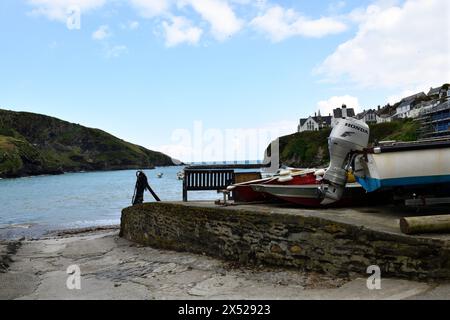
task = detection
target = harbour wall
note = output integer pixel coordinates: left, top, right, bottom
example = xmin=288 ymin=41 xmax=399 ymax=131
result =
xmin=120 ymin=202 xmax=450 ymax=280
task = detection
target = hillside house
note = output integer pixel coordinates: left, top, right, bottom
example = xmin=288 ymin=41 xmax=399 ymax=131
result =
xmin=394 ymin=92 xmax=427 ymax=119
xmin=298 ymin=112 xmax=332 ymax=132
xmin=428 ymin=84 xmax=449 ymax=99
xmin=356 ymin=109 xmax=378 ymax=124
xmin=376 ymin=114 xmax=392 ymax=123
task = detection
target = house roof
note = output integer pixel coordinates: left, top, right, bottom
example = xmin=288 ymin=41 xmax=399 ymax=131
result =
xmin=427 ymin=84 xmax=449 ymax=96
xmin=299 ymin=118 xmax=310 ymax=127
xmin=378 ymin=104 xmax=396 ymax=116
xmin=396 ymin=92 xmax=427 ymax=109
xmin=400 ymin=92 xmax=426 ymax=103
xmin=317 ymin=115 xmax=332 ymax=126
xmin=428 ymin=87 xmax=441 ymax=96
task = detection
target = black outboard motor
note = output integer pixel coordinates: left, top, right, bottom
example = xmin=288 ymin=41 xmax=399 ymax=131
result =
xmin=132 ymin=171 xmax=161 ymax=205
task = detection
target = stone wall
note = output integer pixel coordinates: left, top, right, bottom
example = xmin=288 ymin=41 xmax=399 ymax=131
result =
xmin=120 ymin=203 xmax=450 ymax=280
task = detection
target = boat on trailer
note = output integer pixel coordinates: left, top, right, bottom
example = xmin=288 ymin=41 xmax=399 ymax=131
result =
xmin=228 ymin=169 xmax=319 ymax=203
xmin=228 ymin=117 xmax=450 ymax=207
xmin=229 ymin=167 xmax=371 ymax=207
xmin=250 ymin=182 xmax=369 ymax=207
xmin=319 ymin=118 xmax=450 ymax=206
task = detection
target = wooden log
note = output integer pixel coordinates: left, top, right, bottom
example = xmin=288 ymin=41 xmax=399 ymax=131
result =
xmin=400 ymin=215 xmax=450 ymax=235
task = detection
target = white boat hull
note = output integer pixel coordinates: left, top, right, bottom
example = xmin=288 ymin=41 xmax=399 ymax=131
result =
xmin=355 ymin=146 xmax=450 ymax=192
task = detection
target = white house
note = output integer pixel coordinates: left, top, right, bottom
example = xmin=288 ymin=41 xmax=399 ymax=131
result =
xmin=376 ymin=114 xmax=392 ymax=123
xmin=428 ymin=85 xmax=449 ymax=99
xmin=394 ymin=92 xmax=427 ymax=119
xmin=298 ymin=112 xmax=333 ymax=132
xmin=356 ymin=109 xmax=378 ymax=124
xmin=298 ymin=116 xmax=319 ymax=132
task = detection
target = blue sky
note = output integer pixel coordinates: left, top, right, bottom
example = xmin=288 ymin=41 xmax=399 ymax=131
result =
xmin=0 ymin=0 xmax=448 ymax=161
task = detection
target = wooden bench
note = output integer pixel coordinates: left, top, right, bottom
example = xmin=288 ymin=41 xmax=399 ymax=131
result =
xmin=183 ymin=169 xmax=236 ymax=202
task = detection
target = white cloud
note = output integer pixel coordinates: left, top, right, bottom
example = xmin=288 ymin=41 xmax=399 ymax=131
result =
xmin=316 ymin=95 xmax=360 ymax=117
xmin=162 ymin=16 xmax=203 ymax=47
xmin=27 ymin=0 xmax=106 ymax=21
xmin=128 ymin=21 xmax=140 ymax=30
xmin=250 ymin=5 xmax=348 ymax=42
xmin=92 ymin=25 xmax=111 ymax=40
xmin=121 ymin=20 xmax=140 ymax=30
xmin=91 ymin=25 xmax=128 ymax=58
xmin=130 ymin=0 xmax=242 ymax=42
xmin=180 ymin=0 xmax=243 ymax=41
xmin=106 ymin=45 xmax=128 ymax=58
xmin=129 ymin=0 xmax=170 ymax=18
xmin=316 ymin=0 xmax=450 ymax=90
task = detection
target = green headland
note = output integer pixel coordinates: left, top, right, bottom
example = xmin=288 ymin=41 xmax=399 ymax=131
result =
xmin=0 ymin=109 xmax=173 ymax=178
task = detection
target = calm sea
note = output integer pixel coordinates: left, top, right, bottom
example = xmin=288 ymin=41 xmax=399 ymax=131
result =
xmin=0 ymin=166 xmax=219 ymax=239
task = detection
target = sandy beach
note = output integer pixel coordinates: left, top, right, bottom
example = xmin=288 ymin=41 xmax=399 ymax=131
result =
xmin=1 ymin=227 xmax=449 ymax=300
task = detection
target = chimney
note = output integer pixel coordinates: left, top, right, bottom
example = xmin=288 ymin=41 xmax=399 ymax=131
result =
xmin=315 ymin=112 xmax=317 ymax=117
xmin=342 ymin=104 xmax=347 ymax=109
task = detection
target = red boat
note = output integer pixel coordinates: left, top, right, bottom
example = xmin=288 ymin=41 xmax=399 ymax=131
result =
xmin=230 ymin=168 xmax=379 ymax=207
xmin=250 ymin=183 xmax=367 ymax=207
xmin=229 ymin=169 xmax=319 ymax=203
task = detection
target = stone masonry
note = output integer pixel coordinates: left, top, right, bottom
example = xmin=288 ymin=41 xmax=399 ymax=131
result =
xmin=120 ymin=202 xmax=450 ymax=280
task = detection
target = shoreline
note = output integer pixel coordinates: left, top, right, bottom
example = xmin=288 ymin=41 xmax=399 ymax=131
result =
xmin=43 ymin=225 xmax=120 ymax=238
xmin=0 ymin=223 xmax=120 ymax=241
xmin=0 ymin=166 xmax=187 ymax=242
xmin=0 ymin=165 xmax=184 ymax=180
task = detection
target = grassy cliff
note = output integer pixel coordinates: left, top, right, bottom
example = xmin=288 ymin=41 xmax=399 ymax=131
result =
xmin=0 ymin=109 xmax=173 ymax=178
xmin=278 ymin=119 xmax=421 ymax=168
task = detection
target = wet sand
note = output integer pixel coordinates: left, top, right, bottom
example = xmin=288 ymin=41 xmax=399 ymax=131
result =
xmin=0 ymin=227 xmax=448 ymax=300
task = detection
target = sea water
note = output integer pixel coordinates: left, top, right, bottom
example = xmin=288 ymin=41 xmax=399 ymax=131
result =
xmin=0 ymin=167 xmax=218 ymax=239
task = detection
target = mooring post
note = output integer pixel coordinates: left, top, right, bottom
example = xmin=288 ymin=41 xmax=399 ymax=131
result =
xmin=132 ymin=171 xmax=161 ymax=204
xmin=182 ymin=171 xmax=188 ymax=202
